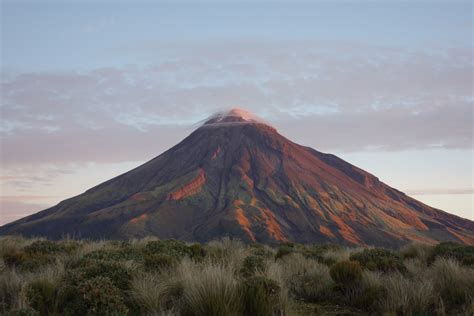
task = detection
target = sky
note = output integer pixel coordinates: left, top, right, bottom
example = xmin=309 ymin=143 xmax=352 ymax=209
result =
xmin=0 ymin=0 xmax=473 ymax=225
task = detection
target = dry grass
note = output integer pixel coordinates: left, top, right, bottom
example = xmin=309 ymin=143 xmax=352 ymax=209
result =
xmin=1 ymin=237 xmax=473 ymax=315
xmin=180 ymin=262 xmax=242 ymax=316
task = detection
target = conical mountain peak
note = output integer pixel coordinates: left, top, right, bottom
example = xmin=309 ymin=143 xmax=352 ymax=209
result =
xmin=1 ymin=108 xmax=473 ymax=246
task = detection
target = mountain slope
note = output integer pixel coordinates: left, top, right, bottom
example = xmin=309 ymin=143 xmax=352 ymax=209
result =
xmin=1 ymin=109 xmax=473 ymax=247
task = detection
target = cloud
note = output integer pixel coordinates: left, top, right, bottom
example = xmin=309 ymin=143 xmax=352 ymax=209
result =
xmin=405 ymin=188 xmax=474 ymax=196
xmin=0 ymin=41 xmax=472 ymax=169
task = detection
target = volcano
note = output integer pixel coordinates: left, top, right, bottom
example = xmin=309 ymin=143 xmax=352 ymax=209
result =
xmin=1 ymin=109 xmax=473 ymax=246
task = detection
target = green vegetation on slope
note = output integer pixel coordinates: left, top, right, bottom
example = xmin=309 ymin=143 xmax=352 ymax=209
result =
xmin=0 ymin=237 xmax=473 ymax=315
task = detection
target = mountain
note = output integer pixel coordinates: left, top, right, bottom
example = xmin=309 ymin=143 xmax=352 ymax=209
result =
xmin=1 ymin=109 xmax=473 ymax=247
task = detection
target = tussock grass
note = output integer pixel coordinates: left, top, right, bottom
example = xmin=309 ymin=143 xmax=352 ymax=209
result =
xmin=180 ymin=263 xmax=242 ymax=316
xmin=1 ymin=237 xmax=473 ymax=315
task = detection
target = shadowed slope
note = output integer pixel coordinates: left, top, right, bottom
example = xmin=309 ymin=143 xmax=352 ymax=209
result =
xmin=1 ymin=109 xmax=473 ymax=246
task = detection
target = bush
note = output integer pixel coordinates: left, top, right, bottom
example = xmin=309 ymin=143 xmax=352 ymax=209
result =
xmin=144 ymin=254 xmax=177 ymax=271
xmin=188 ymin=243 xmax=206 ymax=261
xmin=3 ymin=251 xmax=25 ymax=269
xmin=24 ymin=240 xmax=66 ymax=255
xmin=303 ymin=244 xmax=342 ymax=265
xmin=65 ymin=259 xmax=132 ymax=291
xmin=76 ymin=277 xmax=128 ymax=316
xmin=275 ymin=243 xmax=295 ymax=260
xmin=83 ymin=247 xmax=143 ymax=262
xmin=242 ymin=276 xmax=281 ymax=316
xmin=350 ymin=248 xmax=406 ymax=273
xmin=3 ymin=251 xmax=52 ymax=272
xmin=428 ymin=242 xmax=474 ymax=266
xmin=143 ymin=240 xmax=191 ymax=259
xmin=26 ymin=280 xmax=58 ymax=315
xmin=330 ymin=261 xmax=362 ymax=285
xmin=240 ymin=255 xmax=265 ymax=278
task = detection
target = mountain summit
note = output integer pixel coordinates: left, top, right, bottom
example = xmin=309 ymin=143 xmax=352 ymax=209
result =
xmin=1 ymin=108 xmax=473 ymax=246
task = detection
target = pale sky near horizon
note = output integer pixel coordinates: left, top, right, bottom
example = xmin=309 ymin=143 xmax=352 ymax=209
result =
xmin=0 ymin=0 xmax=473 ymax=225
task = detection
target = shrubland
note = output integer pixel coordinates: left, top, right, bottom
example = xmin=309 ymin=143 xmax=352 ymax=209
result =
xmin=0 ymin=236 xmax=473 ymax=315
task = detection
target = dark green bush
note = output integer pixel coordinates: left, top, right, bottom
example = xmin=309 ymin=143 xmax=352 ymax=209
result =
xmin=25 ymin=280 xmax=58 ymax=316
xmin=329 ymin=261 xmax=362 ymax=285
xmin=242 ymin=276 xmax=281 ymax=316
xmin=84 ymin=247 xmax=143 ymax=262
xmin=303 ymin=244 xmax=342 ymax=265
xmin=240 ymin=255 xmax=265 ymax=278
xmin=275 ymin=242 xmax=295 ymax=259
xmin=73 ymin=277 xmax=128 ymax=316
xmin=249 ymin=244 xmax=273 ymax=258
xmin=143 ymin=240 xmax=192 ymax=259
xmin=350 ymin=248 xmax=406 ymax=273
xmin=65 ymin=259 xmax=132 ymax=291
xmin=144 ymin=253 xmax=177 ymax=271
xmin=188 ymin=243 xmax=206 ymax=261
xmin=428 ymin=242 xmax=474 ymax=266
xmin=3 ymin=251 xmax=25 ymax=268
xmin=3 ymin=251 xmax=52 ymax=272
xmin=24 ymin=241 xmax=66 ymax=255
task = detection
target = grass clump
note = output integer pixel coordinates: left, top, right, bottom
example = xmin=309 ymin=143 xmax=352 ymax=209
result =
xmin=180 ymin=263 xmax=242 ymax=316
xmin=25 ymin=279 xmax=58 ymax=316
xmin=242 ymin=276 xmax=281 ymax=316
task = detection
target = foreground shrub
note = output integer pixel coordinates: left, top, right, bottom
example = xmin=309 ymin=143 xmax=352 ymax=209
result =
xmin=275 ymin=243 xmax=295 ymax=260
xmin=188 ymin=243 xmax=206 ymax=261
xmin=65 ymin=259 xmax=132 ymax=291
xmin=242 ymin=276 xmax=281 ymax=316
xmin=24 ymin=240 xmax=66 ymax=256
xmin=83 ymin=247 xmax=143 ymax=262
xmin=240 ymin=255 xmax=265 ymax=278
xmin=181 ymin=264 xmax=242 ymax=316
xmin=143 ymin=240 xmax=191 ymax=259
xmin=350 ymin=248 xmax=406 ymax=273
xmin=428 ymin=242 xmax=474 ymax=266
xmin=3 ymin=251 xmax=52 ymax=272
xmin=330 ymin=261 xmax=362 ymax=285
xmin=303 ymin=244 xmax=342 ymax=265
xmin=25 ymin=279 xmax=58 ymax=315
xmin=77 ymin=277 xmax=128 ymax=316
xmin=144 ymin=253 xmax=177 ymax=271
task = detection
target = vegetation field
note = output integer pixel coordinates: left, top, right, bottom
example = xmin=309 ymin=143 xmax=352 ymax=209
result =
xmin=1 ymin=236 xmax=473 ymax=315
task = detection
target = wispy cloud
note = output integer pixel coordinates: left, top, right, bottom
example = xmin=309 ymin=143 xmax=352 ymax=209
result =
xmin=1 ymin=41 xmax=472 ymax=170
xmin=406 ymin=188 xmax=474 ymax=196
